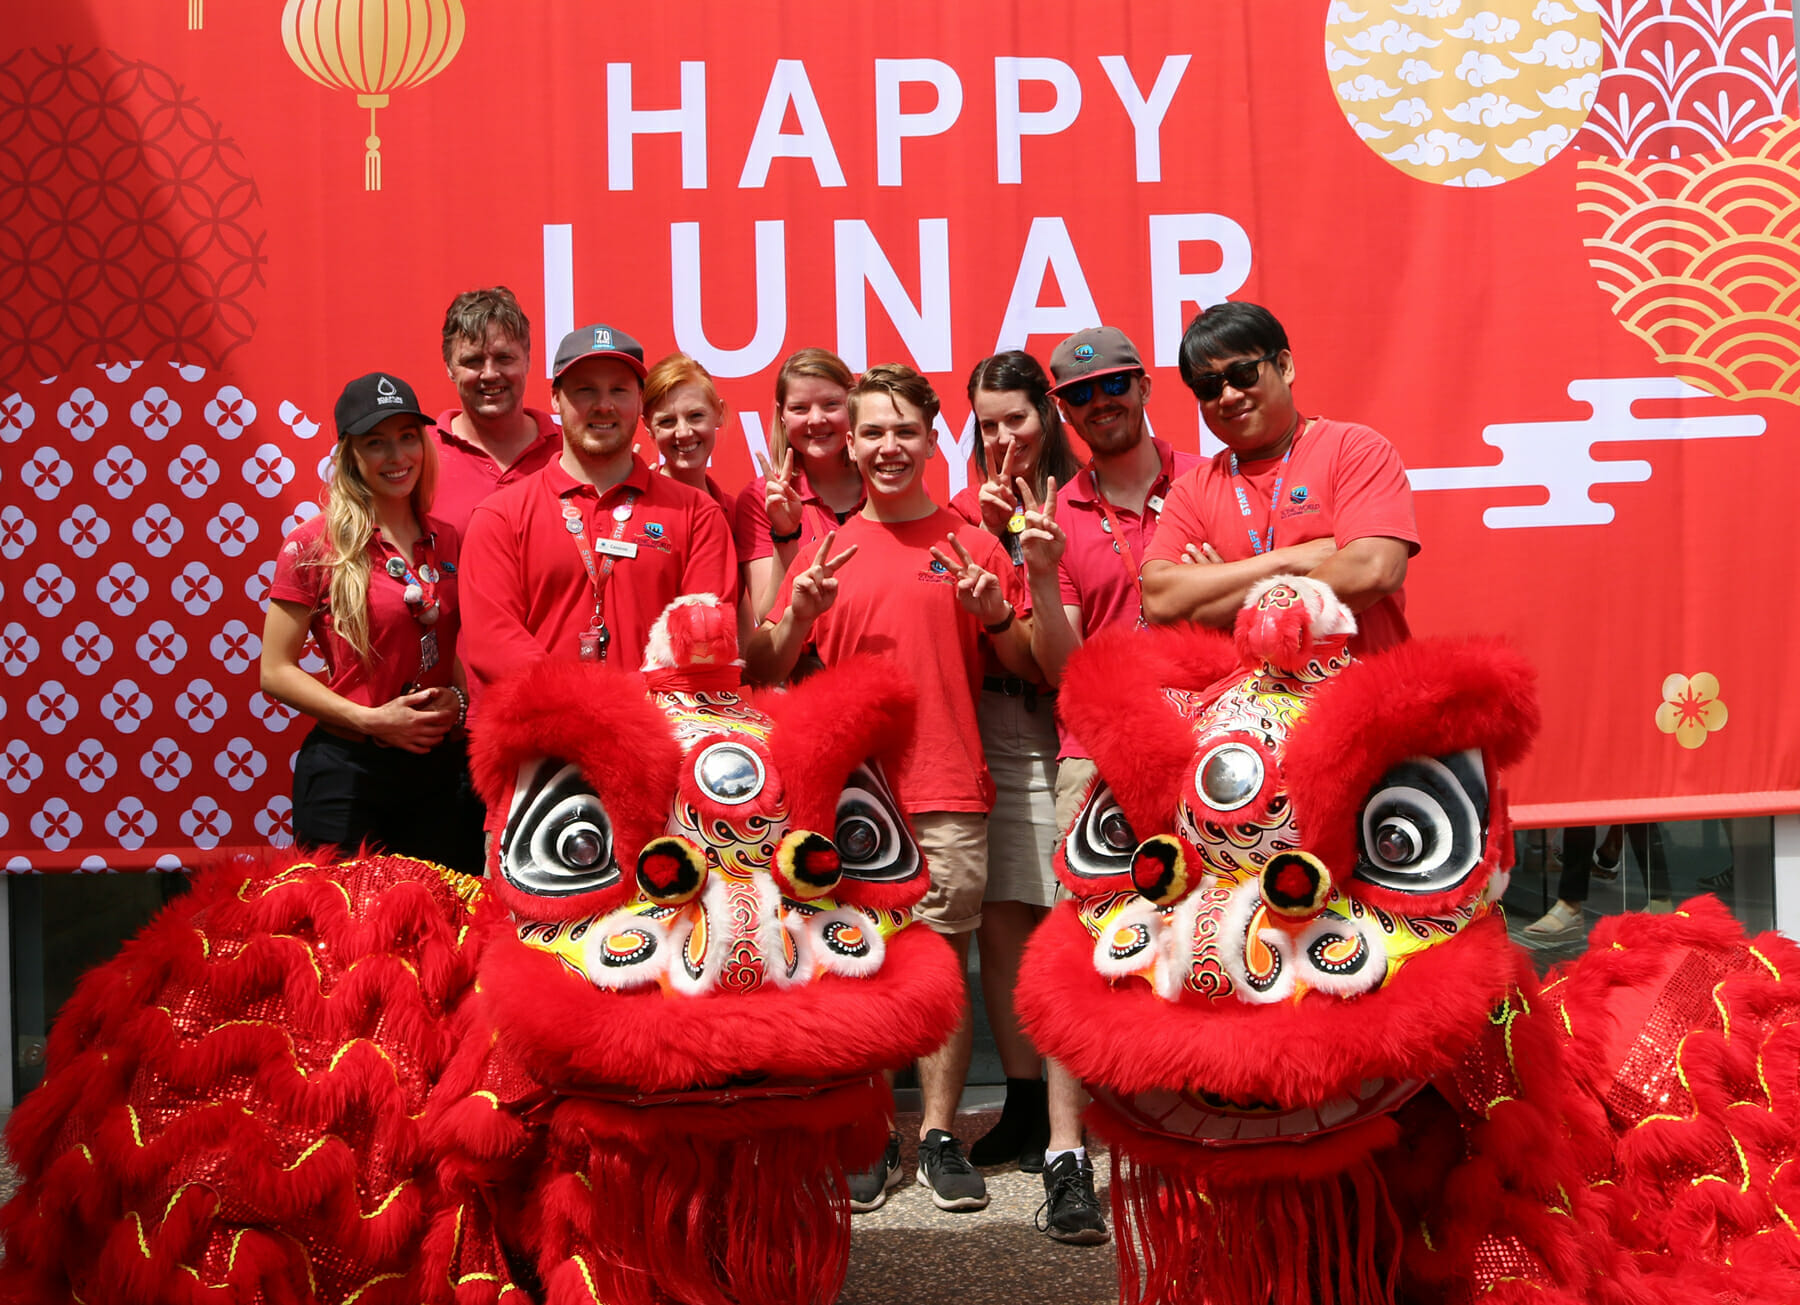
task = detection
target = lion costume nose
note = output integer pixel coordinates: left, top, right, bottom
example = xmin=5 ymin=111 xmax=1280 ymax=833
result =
xmin=1260 ymin=850 xmax=1332 ymax=921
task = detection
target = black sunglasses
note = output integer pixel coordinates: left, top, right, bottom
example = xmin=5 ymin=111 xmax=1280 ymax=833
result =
xmin=1060 ymin=372 xmax=1136 ymax=407
xmin=1189 ymin=352 xmax=1279 ymax=402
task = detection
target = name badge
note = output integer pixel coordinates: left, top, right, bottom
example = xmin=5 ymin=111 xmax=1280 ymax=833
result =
xmin=594 ymin=538 xmax=639 ymax=559
xmin=1147 ymin=494 xmax=1166 ymax=514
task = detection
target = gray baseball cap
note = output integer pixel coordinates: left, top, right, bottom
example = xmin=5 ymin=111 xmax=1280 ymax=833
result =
xmin=552 ymin=323 xmax=648 ymax=385
xmin=1049 ymin=327 xmax=1144 ymax=393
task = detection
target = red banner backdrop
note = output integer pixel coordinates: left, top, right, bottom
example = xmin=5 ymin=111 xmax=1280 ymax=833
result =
xmin=1 ymin=1 xmax=1796 ymax=869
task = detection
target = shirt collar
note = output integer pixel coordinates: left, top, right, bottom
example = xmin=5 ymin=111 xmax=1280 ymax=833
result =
xmin=548 ymin=452 xmax=654 ymax=501
xmin=1068 ymin=437 xmax=1176 ymax=507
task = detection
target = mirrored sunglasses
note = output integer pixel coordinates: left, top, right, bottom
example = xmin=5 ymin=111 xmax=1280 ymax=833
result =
xmin=1060 ymin=371 xmax=1135 ymax=407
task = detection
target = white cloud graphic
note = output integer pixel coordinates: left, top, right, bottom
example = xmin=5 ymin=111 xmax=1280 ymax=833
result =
xmin=1538 ymin=72 xmax=1598 ymax=110
xmin=1325 ymin=1 xmax=1368 ymax=22
xmin=1531 ymin=0 xmax=1577 ymax=21
xmin=1325 ymin=41 xmax=1370 ymax=72
xmin=1394 ymin=0 xmax=1462 ymax=14
xmin=1495 ymin=122 xmax=1576 ymax=164
xmin=1448 ymin=12 xmax=1521 ymax=42
xmin=1398 ymin=58 xmax=1444 ymax=85
xmin=1383 ymin=128 xmax=1487 ymax=166
xmin=1338 ymin=74 xmax=1404 ymax=102
xmin=1514 ymin=33 xmax=1600 ymax=69
xmin=1347 ymin=113 xmax=1393 ymax=140
xmin=1382 ymin=97 xmax=1433 ymax=127
xmin=1455 ymin=50 xmax=1519 ymax=87
xmin=1344 ymin=20 xmax=1441 ymax=55
xmin=1446 ymin=93 xmax=1540 ymax=126
xmin=1447 ymin=167 xmax=1507 ymax=186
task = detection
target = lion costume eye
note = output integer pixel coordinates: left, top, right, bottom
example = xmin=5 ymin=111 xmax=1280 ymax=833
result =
xmin=501 ymin=761 xmax=622 ymax=896
xmin=1353 ymin=750 xmax=1487 ymax=894
xmin=1065 ymin=782 xmax=1138 ymax=879
xmin=835 ymin=764 xmax=919 ymax=882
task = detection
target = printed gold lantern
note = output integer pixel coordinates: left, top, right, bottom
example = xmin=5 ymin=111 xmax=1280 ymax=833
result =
xmin=280 ymin=0 xmax=465 ymax=191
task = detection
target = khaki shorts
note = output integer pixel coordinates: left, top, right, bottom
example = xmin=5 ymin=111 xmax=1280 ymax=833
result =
xmin=1053 ymin=756 xmax=1099 ymax=840
xmin=1050 ymin=758 xmax=1100 ymax=907
xmin=977 ymin=689 xmax=1061 ymax=908
xmin=911 ymin=810 xmax=989 ymax=935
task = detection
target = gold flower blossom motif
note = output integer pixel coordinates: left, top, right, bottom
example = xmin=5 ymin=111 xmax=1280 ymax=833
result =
xmin=1655 ymin=673 xmax=1728 ymax=750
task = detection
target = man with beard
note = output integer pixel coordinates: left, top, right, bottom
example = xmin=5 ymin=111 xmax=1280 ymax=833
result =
xmin=1011 ymin=325 xmax=1199 ymax=1243
xmin=431 ymin=287 xmax=561 ymax=536
xmin=1139 ymin=302 xmax=1417 ymax=651
xmin=459 ymin=323 xmax=736 ymax=701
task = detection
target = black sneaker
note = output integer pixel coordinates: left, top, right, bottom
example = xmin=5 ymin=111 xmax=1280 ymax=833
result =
xmin=847 ymin=1131 xmax=903 ymax=1213
xmin=915 ymin=1129 xmax=989 ymax=1211
xmin=1036 ymin=1152 xmax=1107 ymax=1245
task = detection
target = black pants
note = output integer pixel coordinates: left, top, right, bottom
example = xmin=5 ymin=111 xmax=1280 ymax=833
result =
xmin=292 ymin=727 xmax=486 ymax=875
xmin=1555 ymin=823 xmax=1668 ymax=904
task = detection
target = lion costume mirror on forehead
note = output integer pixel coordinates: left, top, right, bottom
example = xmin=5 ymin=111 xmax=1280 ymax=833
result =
xmin=1022 ymin=576 xmax=1800 ymax=1305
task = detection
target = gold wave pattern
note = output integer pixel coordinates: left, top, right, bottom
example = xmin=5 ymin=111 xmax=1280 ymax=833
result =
xmin=1577 ymin=117 xmax=1800 ymax=403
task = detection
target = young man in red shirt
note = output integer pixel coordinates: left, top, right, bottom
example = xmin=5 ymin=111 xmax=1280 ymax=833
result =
xmin=1138 ymin=302 xmax=1419 ymax=652
xmin=1012 ymin=325 xmax=1199 ymax=1243
xmin=431 ymin=287 xmax=562 ymax=537
xmin=458 ymin=323 xmax=736 ymax=703
xmin=747 ymin=364 xmax=1037 ymax=1213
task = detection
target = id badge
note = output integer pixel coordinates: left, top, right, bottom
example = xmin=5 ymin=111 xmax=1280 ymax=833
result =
xmin=579 ymin=626 xmax=611 ymax=662
xmin=418 ymin=628 xmax=440 ymax=674
xmin=594 ymin=538 xmax=638 ymax=559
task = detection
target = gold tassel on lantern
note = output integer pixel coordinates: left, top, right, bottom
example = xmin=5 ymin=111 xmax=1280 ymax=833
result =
xmin=280 ymin=0 xmax=465 ymax=193
xmin=189 ymin=0 xmax=202 ymax=29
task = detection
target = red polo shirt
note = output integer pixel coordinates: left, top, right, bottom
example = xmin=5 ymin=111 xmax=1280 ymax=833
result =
xmin=733 ymin=468 xmax=865 ymax=564
xmin=431 ymin=406 xmax=561 ymax=537
xmin=768 ymin=508 xmax=1030 ymax=814
xmin=459 ymin=453 xmax=737 ymax=699
xmin=1141 ymin=417 xmax=1418 ymax=654
xmin=1052 ymin=437 xmax=1199 ymax=760
xmin=268 ymin=512 xmax=462 ymax=707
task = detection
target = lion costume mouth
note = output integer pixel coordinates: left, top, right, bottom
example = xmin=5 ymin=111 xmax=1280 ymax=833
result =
xmin=1091 ymin=1076 xmax=1425 ymax=1147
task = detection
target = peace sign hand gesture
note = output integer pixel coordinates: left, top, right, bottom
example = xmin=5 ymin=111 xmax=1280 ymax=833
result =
xmin=929 ymin=532 xmax=1012 ymax=628
xmin=1015 ymin=474 xmax=1066 ymax=577
xmin=976 ymin=439 xmax=1024 ymax=537
xmin=758 ymin=449 xmax=804 ymax=538
xmin=789 ymin=530 xmax=858 ymax=625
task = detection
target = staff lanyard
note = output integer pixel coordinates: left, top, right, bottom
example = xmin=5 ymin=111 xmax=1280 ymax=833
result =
xmin=378 ymin=531 xmax=442 ymax=690
xmin=1230 ymin=424 xmax=1302 ymax=555
xmin=1088 ymin=466 xmax=1167 ymax=626
xmin=562 ymin=489 xmax=638 ymax=659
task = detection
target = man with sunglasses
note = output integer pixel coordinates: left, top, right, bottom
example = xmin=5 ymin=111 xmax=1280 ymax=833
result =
xmin=1006 ymin=324 xmax=1199 ymax=1243
xmin=1139 ymin=302 xmax=1417 ymax=651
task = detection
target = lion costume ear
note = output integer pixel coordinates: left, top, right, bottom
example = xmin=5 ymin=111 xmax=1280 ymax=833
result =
xmin=756 ymin=655 xmax=925 ymax=911
xmin=1058 ymin=623 xmax=1238 ymax=839
xmin=471 ymin=659 xmax=684 ymax=922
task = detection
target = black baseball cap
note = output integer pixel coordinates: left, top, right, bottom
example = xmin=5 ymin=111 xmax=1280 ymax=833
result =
xmin=1049 ymin=327 xmax=1145 ymax=393
xmin=334 ymin=372 xmax=435 ymax=439
xmin=552 ymin=323 xmax=648 ymax=385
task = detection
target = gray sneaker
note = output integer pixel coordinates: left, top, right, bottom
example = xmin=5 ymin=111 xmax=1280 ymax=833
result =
xmin=916 ymin=1129 xmax=989 ymax=1211
xmin=1036 ymin=1152 xmax=1107 ymax=1244
xmin=847 ymin=1131 xmax=903 ymax=1212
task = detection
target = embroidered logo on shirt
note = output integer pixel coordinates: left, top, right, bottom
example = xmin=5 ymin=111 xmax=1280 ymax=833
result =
xmin=632 ymin=522 xmax=673 ymax=553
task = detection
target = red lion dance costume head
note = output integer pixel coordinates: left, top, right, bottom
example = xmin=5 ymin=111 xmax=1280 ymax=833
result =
xmin=0 ymin=594 xmax=963 ymax=1305
xmin=1019 ymin=578 xmax=1800 ymax=1305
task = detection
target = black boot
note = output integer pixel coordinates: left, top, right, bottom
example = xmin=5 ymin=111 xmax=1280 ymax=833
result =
xmin=969 ymin=1076 xmax=1049 ymax=1168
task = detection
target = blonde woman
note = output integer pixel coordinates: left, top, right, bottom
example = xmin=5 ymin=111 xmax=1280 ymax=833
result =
xmin=259 ymin=373 xmax=483 ymax=872
xmin=732 ymin=348 xmax=866 ymax=622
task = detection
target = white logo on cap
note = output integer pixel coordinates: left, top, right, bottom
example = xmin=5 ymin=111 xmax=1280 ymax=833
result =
xmin=593 ymin=328 xmax=613 ymax=349
xmin=376 ymin=375 xmax=403 ymax=405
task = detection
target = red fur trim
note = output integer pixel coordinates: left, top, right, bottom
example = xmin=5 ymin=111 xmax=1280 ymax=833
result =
xmin=1018 ymin=905 xmax=1525 ymax=1104
xmin=469 ymin=658 xmax=684 ymax=921
xmin=1280 ymin=637 xmax=1539 ymax=894
xmin=1056 ymin=623 xmax=1236 ymax=836
xmin=757 ymin=654 xmax=918 ymax=838
xmin=472 ymin=912 xmax=963 ymax=1093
